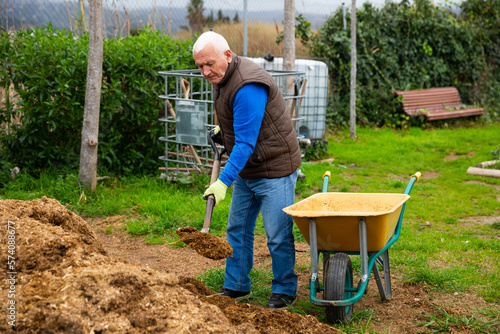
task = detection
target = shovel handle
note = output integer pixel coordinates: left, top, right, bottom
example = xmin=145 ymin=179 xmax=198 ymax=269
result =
xmin=201 ymin=159 xmax=221 ymax=233
xmin=201 ymin=196 xmax=215 ymax=233
xmin=210 ymin=159 xmax=221 ymax=184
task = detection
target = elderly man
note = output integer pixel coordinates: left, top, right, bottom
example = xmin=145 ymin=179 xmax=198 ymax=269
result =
xmin=193 ymin=31 xmax=301 ymax=310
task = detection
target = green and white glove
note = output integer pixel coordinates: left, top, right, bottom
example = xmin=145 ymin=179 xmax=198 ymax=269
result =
xmin=203 ymin=179 xmax=228 ymax=206
xmin=211 ymin=125 xmax=224 ymax=146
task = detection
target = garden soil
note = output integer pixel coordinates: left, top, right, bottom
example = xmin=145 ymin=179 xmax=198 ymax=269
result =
xmin=0 ymin=197 xmax=337 ymax=334
xmin=176 ymin=226 xmax=233 ymax=260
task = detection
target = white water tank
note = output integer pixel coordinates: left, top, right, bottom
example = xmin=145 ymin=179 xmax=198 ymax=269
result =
xmin=247 ymin=57 xmax=329 ymax=140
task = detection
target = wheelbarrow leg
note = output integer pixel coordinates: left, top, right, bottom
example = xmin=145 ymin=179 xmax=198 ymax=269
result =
xmin=358 ymin=217 xmax=369 ymax=284
xmin=309 ymin=218 xmax=320 ymax=295
xmin=383 ymin=250 xmax=392 ymax=298
xmin=373 ymin=250 xmax=392 ymax=301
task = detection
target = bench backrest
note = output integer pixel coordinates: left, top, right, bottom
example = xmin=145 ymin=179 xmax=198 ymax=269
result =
xmin=394 ymin=87 xmax=462 ymax=115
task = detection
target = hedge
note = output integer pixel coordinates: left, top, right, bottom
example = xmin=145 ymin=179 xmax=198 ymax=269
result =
xmin=309 ymin=0 xmax=500 ymax=127
xmin=0 ymin=26 xmax=194 ymax=176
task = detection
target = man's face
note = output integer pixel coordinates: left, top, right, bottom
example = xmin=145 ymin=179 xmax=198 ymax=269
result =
xmin=194 ymin=44 xmax=232 ymax=85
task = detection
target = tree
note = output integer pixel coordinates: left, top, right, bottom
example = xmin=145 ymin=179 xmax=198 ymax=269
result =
xmin=79 ymin=0 xmax=104 ymax=191
xmin=283 ymin=0 xmax=295 ymax=106
xmin=186 ymin=0 xmax=205 ymax=33
xmin=217 ymin=9 xmax=230 ymax=24
xmin=205 ymin=10 xmax=215 ymax=27
xmin=233 ymin=12 xmax=240 ymax=23
xmin=349 ymin=0 xmax=357 ymax=139
xmin=283 ymin=0 xmax=295 ymax=71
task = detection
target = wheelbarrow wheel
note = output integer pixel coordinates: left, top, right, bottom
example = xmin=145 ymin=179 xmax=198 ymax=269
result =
xmin=324 ymin=253 xmax=353 ymax=323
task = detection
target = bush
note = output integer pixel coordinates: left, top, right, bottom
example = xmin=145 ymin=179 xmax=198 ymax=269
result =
xmin=1 ymin=27 xmax=88 ymax=173
xmin=309 ymin=0 xmax=500 ymax=127
xmin=303 ymin=140 xmax=329 ymax=161
xmin=0 ymin=26 xmax=195 ymax=176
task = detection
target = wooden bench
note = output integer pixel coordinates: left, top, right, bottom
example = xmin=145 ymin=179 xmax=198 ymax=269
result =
xmin=394 ymin=87 xmax=485 ymax=121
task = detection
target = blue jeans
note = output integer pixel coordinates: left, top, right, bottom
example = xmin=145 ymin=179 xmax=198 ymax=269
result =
xmin=223 ymin=169 xmax=299 ymax=296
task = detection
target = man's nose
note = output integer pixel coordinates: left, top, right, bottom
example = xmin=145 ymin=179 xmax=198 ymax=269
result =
xmin=201 ymin=66 xmax=211 ymax=77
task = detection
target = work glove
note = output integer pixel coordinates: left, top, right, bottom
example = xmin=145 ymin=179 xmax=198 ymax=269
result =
xmin=203 ymin=178 xmax=228 ymax=207
xmin=211 ymin=126 xmax=224 ymax=146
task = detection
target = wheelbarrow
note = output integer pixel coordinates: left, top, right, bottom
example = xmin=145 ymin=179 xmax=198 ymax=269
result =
xmin=283 ymin=172 xmax=420 ymax=323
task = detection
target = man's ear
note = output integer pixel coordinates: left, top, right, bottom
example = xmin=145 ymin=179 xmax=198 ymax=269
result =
xmin=224 ymin=49 xmax=233 ymax=63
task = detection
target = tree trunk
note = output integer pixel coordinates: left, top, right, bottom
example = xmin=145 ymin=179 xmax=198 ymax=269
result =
xmin=79 ymin=0 xmax=103 ymax=191
xmin=283 ymin=0 xmax=295 ymax=110
xmin=283 ymin=0 xmax=295 ymax=72
xmin=349 ymin=0 xmax=357 ymax=139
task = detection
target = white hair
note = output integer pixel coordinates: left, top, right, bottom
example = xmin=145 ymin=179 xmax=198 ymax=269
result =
xmin=192 ymin=31 xmax=230 ymax=56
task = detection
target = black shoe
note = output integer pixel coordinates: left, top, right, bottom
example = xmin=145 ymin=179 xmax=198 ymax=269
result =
xmin=218 ymin=288 xmax=251 ymax=300
xmin=267 ymin=293 xmax=297 ymax=310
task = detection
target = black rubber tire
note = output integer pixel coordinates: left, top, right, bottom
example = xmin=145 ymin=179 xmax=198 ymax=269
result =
xmin=324 ymin=253 xmax=354 ymax=323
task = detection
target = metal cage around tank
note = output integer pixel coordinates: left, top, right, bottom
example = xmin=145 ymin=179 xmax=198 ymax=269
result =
xmin=158 ymin=68 xmax=306 ymax=178
xmin=247 ymin=57 xmax=329 ymax=141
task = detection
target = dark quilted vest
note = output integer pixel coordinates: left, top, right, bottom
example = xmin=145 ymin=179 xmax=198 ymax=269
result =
xmin=213 ymin=56 xmax=301 ymax=179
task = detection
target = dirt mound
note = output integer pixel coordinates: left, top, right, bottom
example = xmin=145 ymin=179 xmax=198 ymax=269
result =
xmin=0 ymin=197 xmax=237 ymax=333
xmin=0 ymin=197 xmax=106 ymax=274
xmin=0 ymin=197 xmax=339 ymax=334
xmin=176 ymin=226 xmax=233 ymax=260
xmin=179 ymin=277 xmax=337 ymax=334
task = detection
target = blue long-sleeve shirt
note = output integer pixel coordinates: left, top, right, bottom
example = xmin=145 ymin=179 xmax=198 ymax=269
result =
xmin=218 ymin=83 xmax=267 ymax=187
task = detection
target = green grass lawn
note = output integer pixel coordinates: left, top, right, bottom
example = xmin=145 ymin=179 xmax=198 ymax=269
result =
xmin=302 ymin=125 xmax=500 ymax=304
xmin=2 ymin=123 xmax=499 ymax=331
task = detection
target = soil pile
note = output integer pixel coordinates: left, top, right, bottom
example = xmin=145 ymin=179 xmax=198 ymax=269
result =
xmin=179 ymin=277 xmax=338 ymax=334
xmin=0 ymin=197 xmax=237 ymax=333
xmin=176 ymin=226 xmax=233 ymax=260
xmin=0 ymin=197 xmax=339 ymax=334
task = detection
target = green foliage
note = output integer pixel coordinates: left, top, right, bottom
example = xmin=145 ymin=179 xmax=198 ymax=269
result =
xmin=99 ymin=30 xmax=194 ymax=174
xmin=295 ymin=14 xmax=312 ymax=44
xmin=0 ymin=158 xmax=14 ymax=188
xmin=337 ymin=309 xmax=376 ymax=333
xmin=403 ymin=266 xmax=462 ymax=291
xmin=126 ymin=219 xmax=151 ymax=236
xmin=492 ymin=146 xmax=500 ymax=160
xmin=309 ymin=0 xmax=500 ymax=126
xmin=419 ymin=306 xmax=500 ymax=333
xmin=0 ymin=26 xmax=88 ymax=174
xmin=196 ymin=268 xmax=225 ymax=291
xmin=197 ymin=266 xmax=272 ymax=305
xmin=0 ymin=169 xmax=83 ymax=203
xmin=276 ymin=14 xmax=312 ymax=45
xmin=0 ymin=26 xmax=194 ymax=177
xmin=303 ymin=140 xmax=329 ymax=161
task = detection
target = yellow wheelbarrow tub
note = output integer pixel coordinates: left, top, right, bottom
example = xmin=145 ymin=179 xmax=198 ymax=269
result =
xmin=283 ymin=192 xmax=410 ymax=252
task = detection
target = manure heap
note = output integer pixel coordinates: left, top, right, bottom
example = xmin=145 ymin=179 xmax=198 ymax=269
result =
xmin=0 ymin=197 xmax=337 ymax=334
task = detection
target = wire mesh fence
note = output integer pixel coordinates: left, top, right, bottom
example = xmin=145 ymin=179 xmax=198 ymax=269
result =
xmin=0 ymin=0 xmax=335 ymax=56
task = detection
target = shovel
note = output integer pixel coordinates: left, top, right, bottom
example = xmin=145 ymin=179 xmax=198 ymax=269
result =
xmin=175 ymin=128 xmax=232 ymax=260
xmin=201 ymin=128 xmax=225 ymax=233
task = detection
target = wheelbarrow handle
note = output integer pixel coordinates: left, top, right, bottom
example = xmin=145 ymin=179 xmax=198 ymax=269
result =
xmin=404 ymin=171 xmax=421 ymax=195
xmin=411 ymin=172 xmax=421 ymax=182
xmin=322 ymin=171 xmax=331 ymax=193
